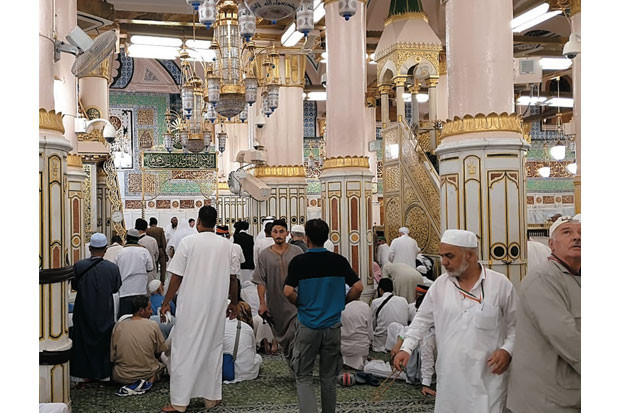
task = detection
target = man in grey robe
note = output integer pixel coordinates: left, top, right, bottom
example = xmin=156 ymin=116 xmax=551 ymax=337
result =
xmin=252 ymin=219 xmax=303 ymax=363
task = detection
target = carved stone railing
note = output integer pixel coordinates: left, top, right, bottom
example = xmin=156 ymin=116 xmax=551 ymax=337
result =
xmin=382 ymin=122 xmax=441 ymax=257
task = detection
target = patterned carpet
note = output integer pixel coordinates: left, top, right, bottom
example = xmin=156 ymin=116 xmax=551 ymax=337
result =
xmin=70 ymin=353 xmax=435 ymax=412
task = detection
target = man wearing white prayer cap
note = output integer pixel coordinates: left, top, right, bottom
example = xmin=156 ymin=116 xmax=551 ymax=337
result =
xmin=507 ymin=216 xmax=580 ymax=412
xmin=394 ymin=229 xmax=518 ymax=413
xmin=388 ymin=226 xmax=420 ymax=268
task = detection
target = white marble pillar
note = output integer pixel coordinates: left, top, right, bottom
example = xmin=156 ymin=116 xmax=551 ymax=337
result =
xmin=54 ymin=0 xmax=78 ymax=150
xmin=427 ymin=76 xmax=439 ymax=149
xmin=394 ymin=76 xmax=406 ymax=124
xmin=39 ymin=0 xmax=73 ymax=404
xmin=437 ymin=0 xmax=529 ymax=286
xmin=571 ymin=4 xmax=581 ymax=213
xmin=257 ymin=86 xmax=304 ymax=166
xmin=323 ymin=0 xmax=374 ymax=302
xmin=409 ymin=84 xmax=420 ymax=126
xmin=446 ymin=1 xmax=514 ymax=118
xmin=437 ymin=73 xmax=449 ymax=121
xmin=250 ymin=54 xmax=307 ymax=229
xmin=378 ymin=84 xmax=391 ymax=128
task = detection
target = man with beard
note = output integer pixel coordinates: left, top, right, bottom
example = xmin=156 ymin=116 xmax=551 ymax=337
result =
xmin=252 ymin=219 xmax=303 ymax=365
xmin=393 ymin=229 xmax=517 ymax=413
xmin=507 ymin=216 xmax=581 ymax=412
xmin=165 ymin=217 xmax=179 ymax=243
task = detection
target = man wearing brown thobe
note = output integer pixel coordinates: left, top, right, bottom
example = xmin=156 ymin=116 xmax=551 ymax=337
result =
xmin=147 ymin=217 xmax=167 ymax=282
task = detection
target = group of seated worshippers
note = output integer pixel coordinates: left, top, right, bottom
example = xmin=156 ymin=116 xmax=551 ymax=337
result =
xmin=73 ymin=222 xmax=438 ymax=397
xmin=337 ymin=236 xmax=439 ymax=391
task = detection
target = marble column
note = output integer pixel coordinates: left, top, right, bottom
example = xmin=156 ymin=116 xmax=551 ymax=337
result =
xmin=78 ymin=59 xmax=114 ymax=239
xmin=427 ymin=76 xmax=439 ymax=149
xmin=39 ymin=0 xmax=73 ymax=404
xmin=250 ymin=54 xmax=307 ymax=233
xmin=394 ymin=76 xmax=407 ymax=124
xmin=437 ymin=54 xmax=449 ymax=121
xmin=570 ymin=1 xmax=581 ymax=214
xmin=323 ymin=0 xmax=374 ymax=302
xmin=409 ymin=83 xmax=420 ymax=126
xmin=436 ymin=0 xmax=529 ymax=286
xmin=378 ymin=84 xmax=391 ymax=128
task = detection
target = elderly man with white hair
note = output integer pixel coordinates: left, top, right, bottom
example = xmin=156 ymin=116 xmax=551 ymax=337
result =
xmin=393 ymin=229 xmax=518 ymax=413
xmin=507 ymin=216 xmax=581 ymax=413
xmin=388 ymin=227 xmax=419 ymax=268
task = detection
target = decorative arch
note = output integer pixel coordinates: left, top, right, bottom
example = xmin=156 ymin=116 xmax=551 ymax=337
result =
xmin=378 ymin=59 xmax=397 ymax=84
xmin=399 ymin=55 xmax=437 ymax=77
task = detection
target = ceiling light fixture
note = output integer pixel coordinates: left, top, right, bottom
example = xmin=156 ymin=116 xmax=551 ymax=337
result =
xmin=127 ymin=44 xmax=180 ymax=60
xmin=540 ymin=57 xmax=572 ymax=70
xmin=545 ymin=97 xmax=574 ymax=108
xmin=307 ymin=91 xmax=327 ymax=101
xmin=511 ymin=3 xmax=549 ymax=29
xmin=130 ymin=35 xmax=182 ymax=47
xmin=281 ymin=23 xmax=304 ymax=47
xmin=566 ymin=163 xmax=577 ymax=174
xmin=512 ymin=10 xmax=561 ymax=33
xmin=516 ymin=96 xmax=548 ymax=105
xmin=313 ymin=0 xmax=325 ymax=23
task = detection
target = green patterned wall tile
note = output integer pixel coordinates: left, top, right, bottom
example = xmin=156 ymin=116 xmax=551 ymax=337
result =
xmin=526 ymin=178 xmax=574 ymax=193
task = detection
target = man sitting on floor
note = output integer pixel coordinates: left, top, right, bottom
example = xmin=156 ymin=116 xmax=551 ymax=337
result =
xmin=223 ymin=314 xmax=262 ymax=383
xmin=110 ymin=295 xmax=169 ymax=396
xmin=370 ymin=278 xmax=409 ymax=352
xmin=340 ymin=287 xmax=372 ymax=370
xmin=148 ymin=280 xmax=175 ymax=339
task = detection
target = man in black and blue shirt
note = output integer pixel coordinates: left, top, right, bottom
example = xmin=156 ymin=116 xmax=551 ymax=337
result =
xmin=284 ymin=219 xmax=363 ymax=413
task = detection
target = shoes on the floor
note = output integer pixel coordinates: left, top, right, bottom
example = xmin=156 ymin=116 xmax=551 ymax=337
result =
xmin=115 ymin=379 xmax=151 ymax=397
xmin=354 ymin=372 xmax=381 ymax=387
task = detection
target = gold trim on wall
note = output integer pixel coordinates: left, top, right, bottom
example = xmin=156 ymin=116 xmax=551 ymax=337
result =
xmin=66 ymin=154 xmax=83 ymax=168
xmin=385 ymin=12 xmax=429 ymax=26
xmin=440 ymin=112 xmax=525 ymax=139
xmin=322 ymin=156 xmax=370 ymax=170
xmin=253 ymin=165 xmax=306 ymax=178
xmin=39 ymin=109 xmax=65 ymax=133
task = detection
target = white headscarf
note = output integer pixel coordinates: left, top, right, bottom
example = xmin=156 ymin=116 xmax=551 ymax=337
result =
xmin=167 ymin=218 xmax=196 ymax=256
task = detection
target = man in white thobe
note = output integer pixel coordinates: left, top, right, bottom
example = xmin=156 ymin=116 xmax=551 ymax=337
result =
xmin=159 ymin=206 xmax=238 ymax=412
xmin=376 ymin=236 xmax=390 ymax=268
xmin=223 ymin=317 xmax=262 ymax=383
xmin=388 ymin=227 xmax=419 ymax=268
xmin=165 ymin=217 xmax=179 ymax=243
xmin=253 ymin=222 xmax=275 ymax=268
xmin=371 ymin=278 xmax=409 ymax=352
xmin=340 ymin=295 xmax=372 ymax=370
xmin=393 ymin=229 xmax=517 ymax=413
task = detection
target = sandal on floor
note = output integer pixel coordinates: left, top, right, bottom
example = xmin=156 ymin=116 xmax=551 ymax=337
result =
xmin=160 ymin=405 xmax=185 ymax=413
xmin=115 ymin=380 xmax=146 ymax=397
xmin=204 ymin=399 xmax=222 ymax=410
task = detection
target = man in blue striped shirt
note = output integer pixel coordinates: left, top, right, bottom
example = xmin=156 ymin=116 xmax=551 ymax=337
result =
xmin=284 ymin=219 xmax=363 ymax=413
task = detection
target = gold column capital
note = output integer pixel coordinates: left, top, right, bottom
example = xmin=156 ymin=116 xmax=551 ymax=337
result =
xmin=393 ymin=76 xmax=407 ymax=88
xmin=427 ymin=76 xmax=439 ymax=88
xmin=67 ymin=154 xmax=84 ymax=168
xmin=378 ymin=84 xmax=392 ymax=95
xmin=79 ymin=57 xmax=111 ymax=83
xmin=39 ymin=109 xmax=65 ymax=133
xmin=440 ymin=112 xmax=525 ymax=139
xmin=408 ymin=84 xmax=420 ymax=95
xmin=322 ymin=156 xmax=370 ymax=170
xmin=253 ymin=164 xmax=306 ymax=178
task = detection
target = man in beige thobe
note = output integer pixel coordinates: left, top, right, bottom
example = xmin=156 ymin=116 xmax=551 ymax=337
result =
xmin=507 ymin=216 xmax=581 ymax=412
xmin=252 ymin=219 xmax=303 ymax=363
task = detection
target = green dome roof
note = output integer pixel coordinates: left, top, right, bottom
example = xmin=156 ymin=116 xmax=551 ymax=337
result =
xmin=388 ymin=0 xmax=424 ymax=17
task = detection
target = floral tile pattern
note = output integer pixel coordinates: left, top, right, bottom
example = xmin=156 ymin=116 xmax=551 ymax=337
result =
xmin=70 ymin=353 xmax=435 ymax=412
